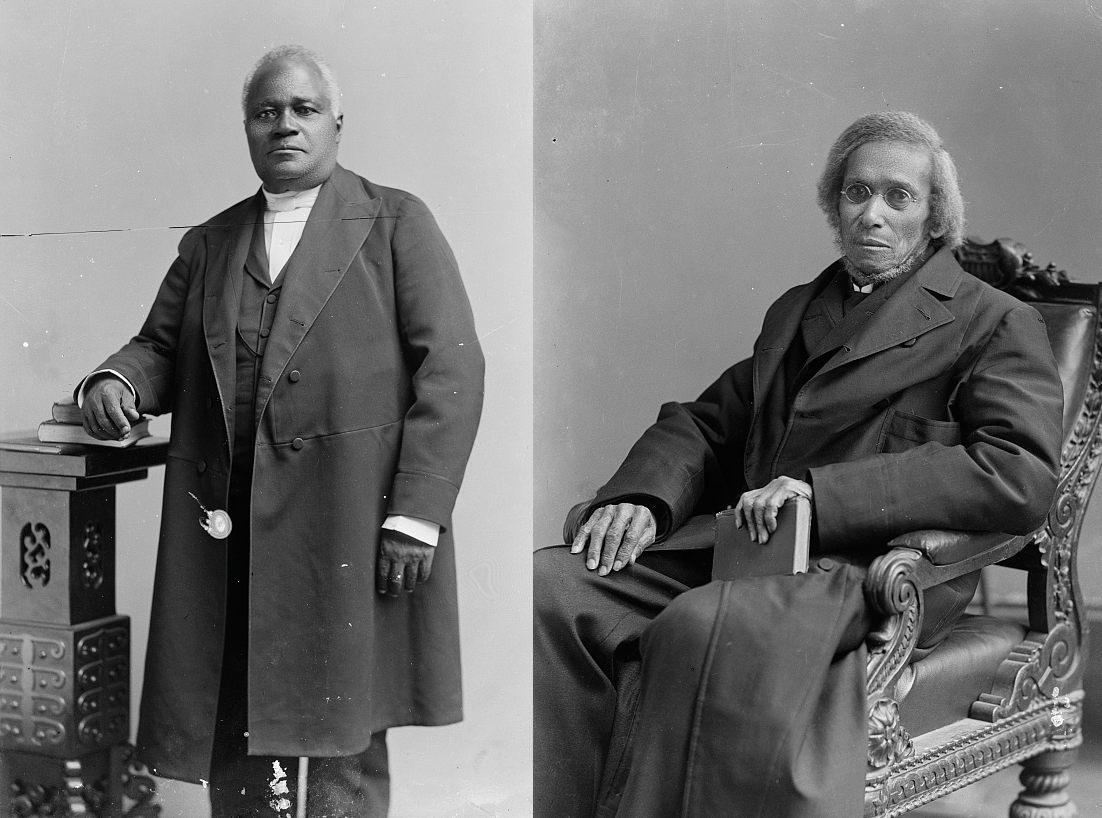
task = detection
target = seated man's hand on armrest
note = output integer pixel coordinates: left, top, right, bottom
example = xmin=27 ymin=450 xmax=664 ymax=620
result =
xmin=571 ymin=503 xmax=656 ymax=576
xmin=734 ymin=476 xmax=812 ymax=544
xmin=81 ymin=375 xmax=140 ymax=440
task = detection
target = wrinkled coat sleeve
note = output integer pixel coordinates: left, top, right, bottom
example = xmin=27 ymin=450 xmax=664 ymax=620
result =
xmin=810 ymin=303 xmax=1062 ymax=548
xmin=574 ymin=357 xmax=755 ymax=542
xmin=384 ymin=194 xmax=486 ymax=530
xmin=86 ymin=227 xmax=206 ymax=414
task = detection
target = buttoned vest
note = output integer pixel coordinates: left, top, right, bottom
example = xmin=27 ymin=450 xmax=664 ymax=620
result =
xmin=230 ymin=216 xmax=286 ymax=492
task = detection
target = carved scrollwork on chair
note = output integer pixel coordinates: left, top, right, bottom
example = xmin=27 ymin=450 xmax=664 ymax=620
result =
xmin=864 ymin=547 xmax=921 ymax=797
xmin=868 ymin=698 xmax=914 ymax=770
xmin=954 ymin=237 xmax=1069 ymax=297
xmin=972 ymin=623 xmax=1078 ymax=722
xmin=863 ymin=240 xmax=1099 ymax=817
xmin=865 ymin=548 xmax=923 ymax=696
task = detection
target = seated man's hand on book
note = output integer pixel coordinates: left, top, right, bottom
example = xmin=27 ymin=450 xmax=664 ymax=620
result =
xmin=82 ymin=376 xmax=141 ymax=441
xmin=734 ymin=477 xmax=812 ymax=545
xmin=571 ymin=503 xmax=656 ymax=576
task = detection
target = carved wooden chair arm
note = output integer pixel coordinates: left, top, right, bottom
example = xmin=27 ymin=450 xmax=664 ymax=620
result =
xmin=863 ymin=529 xmax=1026 ymax=700
xmin=868 ymin=529 xmax=1027 ymax=608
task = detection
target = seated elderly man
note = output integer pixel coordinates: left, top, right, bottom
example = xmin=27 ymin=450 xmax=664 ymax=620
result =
xmin=534 ymin=111 xmax=1063 ymax=818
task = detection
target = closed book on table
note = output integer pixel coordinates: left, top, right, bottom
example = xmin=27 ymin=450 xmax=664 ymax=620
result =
xmin=0 ymin=435 xmax=82 ymax=455
xmin=38 ymin=419 xmax=151 ymax=448
xmin=50 ymin=396 xmax=84 ymax=425
xmin=712 ymin=495 xmax=811 ymax=580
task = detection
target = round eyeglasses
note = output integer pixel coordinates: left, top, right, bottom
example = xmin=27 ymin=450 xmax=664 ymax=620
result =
xmin=840 ymin=183 xmax=921 ymax=211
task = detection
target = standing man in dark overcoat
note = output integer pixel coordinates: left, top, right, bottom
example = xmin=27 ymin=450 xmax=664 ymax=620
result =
xmin=79 ymin=45 xmax=484 ymax=817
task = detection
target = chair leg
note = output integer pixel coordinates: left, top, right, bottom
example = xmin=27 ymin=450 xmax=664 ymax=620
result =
xmin=1009 ymin=748 xmax=1079 ymax=818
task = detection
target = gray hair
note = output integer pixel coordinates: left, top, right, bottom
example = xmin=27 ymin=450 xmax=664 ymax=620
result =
xmin=241 ymin=45 xmax=342 ymax=117
xmin=816 ymin=111 xmax=965 ymax=249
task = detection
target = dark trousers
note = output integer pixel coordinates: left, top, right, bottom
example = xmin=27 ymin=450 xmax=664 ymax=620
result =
xmin=209 ymin=489 xmax=390 ymax=818
xmin=533 ymin=545 xmax=711 ymax=817
xmin=534 ymin=544 xmax=873 ymax=818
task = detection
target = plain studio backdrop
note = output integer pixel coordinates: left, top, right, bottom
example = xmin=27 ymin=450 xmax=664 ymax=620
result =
xmin=535 ymin=0 xmax=1102 ymax=611
xmin=1 ymin=2 xmax=532 ymax=816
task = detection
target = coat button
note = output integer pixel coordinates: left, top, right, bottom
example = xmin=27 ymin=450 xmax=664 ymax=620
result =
xmin=266 ymin=293 xmax=278 ymax=304
xmin=817 ymin=557 xmax=835 ymax=571
xmin=292 ymin=438 xmax=304 ymax=450
xmin=289 ymin=370 xmax=301 ymax=383
xmin=259 ymin=328 xmax=270 ymax=338
xmin=197 ymin=460 xmax=207 ymax=474
xmin=901 ymin=337 xmax=917 ymax=347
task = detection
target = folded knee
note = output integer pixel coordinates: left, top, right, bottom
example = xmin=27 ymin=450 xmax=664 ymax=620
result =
xmin=534 ymin=546 xmax=583 ymax=626
xmin=643 ymin=583 xmax=724 ymax=654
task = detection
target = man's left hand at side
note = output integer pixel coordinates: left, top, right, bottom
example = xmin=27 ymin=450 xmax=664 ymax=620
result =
xmin=376 ymin=529 xmax=435 ymax=596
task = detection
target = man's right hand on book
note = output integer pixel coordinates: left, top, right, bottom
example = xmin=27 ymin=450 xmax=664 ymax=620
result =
xmin=571 ymin=503 xmax=656 ymax=576
xmin=733 ymin=477 xmax=812 ymax=545
xmin=82 ymin=376 xmax=140 ymax=441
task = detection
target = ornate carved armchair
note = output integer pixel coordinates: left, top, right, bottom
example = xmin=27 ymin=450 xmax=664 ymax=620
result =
xmin=864 ymin=239 xmax=1098 ymax=817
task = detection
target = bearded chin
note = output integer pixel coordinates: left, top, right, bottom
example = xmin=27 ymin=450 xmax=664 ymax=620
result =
xmin=837 ymin=234 xmax=933 ymax=287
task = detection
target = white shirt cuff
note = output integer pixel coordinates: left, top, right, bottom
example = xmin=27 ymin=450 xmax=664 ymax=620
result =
xmin=382 ymin=515 xmax=440 ymax=547
xmin=76 ymin=370 xmax=138 ymax=407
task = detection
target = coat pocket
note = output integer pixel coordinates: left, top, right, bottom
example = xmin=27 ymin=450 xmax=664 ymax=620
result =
xmin=878 ymin=409 xmax=962 ymax=454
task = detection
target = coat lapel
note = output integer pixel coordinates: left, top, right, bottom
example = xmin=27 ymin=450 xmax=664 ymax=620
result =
xmin=816 ymin=246 xmax=961 ymax=379
xmin=751 ymin=267 xmax=836 ymax=406
xmin=203 ymin=195 xmax=259 ymax=449
xmin=254 ymin=166 xmax=382 ymax=423
xmin=745 ymin=265 xmax=837 ymax=477
xmin=800 ymin=288 xmax=840 ymax=357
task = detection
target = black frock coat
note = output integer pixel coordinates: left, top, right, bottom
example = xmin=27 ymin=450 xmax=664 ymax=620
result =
xmin=554 ymin=248 xmax=1063 ymax=815
xmin=92 ymin=165 xmax=484 ymax=780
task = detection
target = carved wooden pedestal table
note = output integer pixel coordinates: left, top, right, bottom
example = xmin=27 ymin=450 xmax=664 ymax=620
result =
xmin=0 ymin=437 xmax=168 ymax=817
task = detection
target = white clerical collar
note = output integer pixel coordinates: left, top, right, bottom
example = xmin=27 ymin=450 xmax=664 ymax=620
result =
xmin=851 ymin=281 xmax=875 ymax=294
xmin=263 ymin=185 xmax=322 ymax=212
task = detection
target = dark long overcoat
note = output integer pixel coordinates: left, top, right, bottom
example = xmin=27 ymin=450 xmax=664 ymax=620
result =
xmin=557 ymin=247 xmax=1063 ymax=815
xmin=93 ymin=165 xmax=484 ymax=781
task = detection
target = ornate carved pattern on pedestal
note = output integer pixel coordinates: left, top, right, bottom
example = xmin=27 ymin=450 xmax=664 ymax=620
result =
xmin=0 ymin=622 xmax=128 ymax=756
xmin=64 ymin=757 xmax=109 ymax=816
xmin=75 ymin=626 xmax=129 ymax=750
xmin=0 ymin=632 xmax=68 ymax=750
xmin=117 ymin=743 xmax=161 ymax=817
xmin=19 ymin=522 xmax=52 ymax=589
xmin=81 ymin=522 xmax=105 ymax=591
xmin=9 ymin=767 xmax=107 ymax=818
xmin=10 ymin=779 xmax=69 ymax=817
xmin=0 ymin=440 xmax=168 ymax=818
